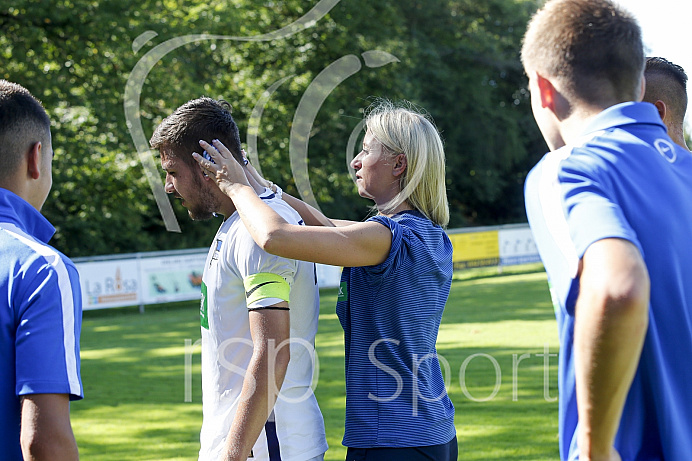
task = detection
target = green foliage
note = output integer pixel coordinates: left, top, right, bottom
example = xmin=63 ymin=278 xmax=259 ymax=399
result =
xmin=1 ymin=0 xmax=544 ymax=256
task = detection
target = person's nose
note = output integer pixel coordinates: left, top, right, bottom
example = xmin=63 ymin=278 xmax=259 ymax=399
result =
xmin=351 ymin=151 xmax=364 ymax=170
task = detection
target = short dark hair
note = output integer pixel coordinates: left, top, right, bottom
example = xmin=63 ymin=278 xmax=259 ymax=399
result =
xmin=521 ymin=0 xmax=644 ymax=105
xmin=150 ymin=97 xmax=243 ymax=169
xmin=0 ymin=80 xmax=51 ymax=183
xmin=644 ymin=57 xmax=688 ymax=122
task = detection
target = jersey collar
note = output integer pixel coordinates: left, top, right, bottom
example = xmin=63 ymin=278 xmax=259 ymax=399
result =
xmin=0 ymin=188 xmax=55 ymax=243
xmin=259 ymin=187 xmax=276 ymax=201
xmin=581 ymin=101 xmax=666 ymax=137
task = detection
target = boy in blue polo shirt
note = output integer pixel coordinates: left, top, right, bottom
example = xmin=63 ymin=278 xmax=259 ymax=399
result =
xmin=0 ymin=80 xmax=83 ymax=460
xmin=522 ymin=1 xmax=692 ymax=460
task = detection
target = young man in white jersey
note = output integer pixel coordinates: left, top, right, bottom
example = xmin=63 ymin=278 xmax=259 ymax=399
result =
xmin=151 ymin=97 xmax=327 ymax=461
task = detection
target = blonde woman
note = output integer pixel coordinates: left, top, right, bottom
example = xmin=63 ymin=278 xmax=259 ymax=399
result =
xmin=194 ymin=100 xmax=457 ymax=460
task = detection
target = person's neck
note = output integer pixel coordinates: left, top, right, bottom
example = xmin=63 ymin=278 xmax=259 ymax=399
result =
xmin=557 ymin=101 xmax=622 ymax=149
xmin=668 ymin=127 xmax=690 ymax=152
xmin=0 ymin=177 xmax=42 ymax=212
xmin=217 ymin=198 xmax=236 ymax=221
xmin=378 ymin=200 xmax=414 ymax=218
xmin=217 ymin=169 xmax=264 ymax=219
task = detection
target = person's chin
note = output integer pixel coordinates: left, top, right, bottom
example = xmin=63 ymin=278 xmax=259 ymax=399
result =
xmin=357 ymin=188 xmax=375 ymax=201
xmin=188 ymin=209 xmax=215 ymax=221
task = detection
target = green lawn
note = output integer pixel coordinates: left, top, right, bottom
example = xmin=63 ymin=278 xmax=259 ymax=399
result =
xmin=72 ymin=266 xmax=559 ymax=460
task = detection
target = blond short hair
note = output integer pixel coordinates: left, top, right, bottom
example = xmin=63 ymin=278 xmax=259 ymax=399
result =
xmin=365 ymin=100 xmax=450 ymax=228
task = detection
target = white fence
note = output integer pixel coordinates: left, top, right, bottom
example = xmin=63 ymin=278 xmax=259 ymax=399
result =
xmin=73 ymin=223 xmax=540 ymax=311
xmin=447 ymin=223 xmax=540 ymax=269
xmin=73 ymin=249 xmax=343 ymax=311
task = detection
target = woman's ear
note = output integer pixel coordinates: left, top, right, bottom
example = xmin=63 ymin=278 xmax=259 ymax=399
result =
xmin=392 ymin=153 xmax=407 ymax=177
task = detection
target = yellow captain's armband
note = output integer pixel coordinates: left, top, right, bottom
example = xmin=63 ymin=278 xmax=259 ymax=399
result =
xmin=243 ymin=273 xmax=290 ymax=305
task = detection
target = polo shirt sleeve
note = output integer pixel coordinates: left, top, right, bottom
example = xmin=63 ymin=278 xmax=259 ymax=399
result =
xmin=560 ymin=150 xmax=640 ymax=260
xmin=555 ymin=150 xmax=640 ymax=314
xmin=526 ymin=147 xmax=641 ymax=316
xmin=14 ymin=255 xmax=83 ymax=400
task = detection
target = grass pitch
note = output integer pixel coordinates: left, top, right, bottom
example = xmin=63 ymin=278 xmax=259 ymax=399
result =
xmin=72 ymin=266 xmax=558 ymax=460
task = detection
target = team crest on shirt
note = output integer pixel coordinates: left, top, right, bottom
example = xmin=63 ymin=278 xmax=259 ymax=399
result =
xmin=337 ymin=281 xmax=348 ymax=301
xmin=211 ymin=239 xmax=223 ymax=264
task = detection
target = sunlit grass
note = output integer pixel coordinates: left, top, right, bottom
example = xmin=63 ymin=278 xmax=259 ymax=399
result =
xmin=72 ymin=266 xmax=559 ymax=460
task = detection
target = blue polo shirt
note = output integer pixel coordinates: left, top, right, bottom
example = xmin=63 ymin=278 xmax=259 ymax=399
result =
xmin=0 ymin=188 xmax=83 ymax=460
xmin=336 ymin=210 xmax=456 ymax=448
xmin=525 ymin=102 xmax=692 ymax=460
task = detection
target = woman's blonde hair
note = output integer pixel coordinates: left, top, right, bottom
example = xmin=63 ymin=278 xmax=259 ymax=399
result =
xmin=364 ymin=99 xmax=450 ymax=227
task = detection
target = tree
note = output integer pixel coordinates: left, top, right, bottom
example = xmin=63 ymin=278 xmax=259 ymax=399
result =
xmin=1 ymin=0 xmax=543 ymax=256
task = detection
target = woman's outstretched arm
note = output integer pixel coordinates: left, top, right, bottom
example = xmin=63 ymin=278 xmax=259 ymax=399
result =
xmin=243 ymin=156 xmax=355 ymax=228
xmin=194 ymin=139 xmax=391 ymax=267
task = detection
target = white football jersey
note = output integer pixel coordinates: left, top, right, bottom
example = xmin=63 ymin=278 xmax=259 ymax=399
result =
xmin=198 ymin=190 xmax=327 ymax=461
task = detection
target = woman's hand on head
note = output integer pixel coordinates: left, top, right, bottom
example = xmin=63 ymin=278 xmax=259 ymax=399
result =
xmin=193 ymin=139 xmax=250 ymax=194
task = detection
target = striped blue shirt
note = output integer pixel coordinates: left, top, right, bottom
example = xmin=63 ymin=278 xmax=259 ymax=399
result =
xmin=336 ymin=210 xmax=456 ymax=448
xmin=0 ymin=189 xmax=83 ymax=461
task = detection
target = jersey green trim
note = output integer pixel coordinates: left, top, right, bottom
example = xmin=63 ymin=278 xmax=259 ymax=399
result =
xmin=243 ymin=273 xmax=290 ymax=305
xmin=200 ymin=281 xmax=209 ymax=329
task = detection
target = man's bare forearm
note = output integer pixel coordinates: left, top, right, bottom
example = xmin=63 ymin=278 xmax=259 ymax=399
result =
xmin=21 ymin=394 xmax=79 ymax=461
xmin=220 ymin=347 xmax=289 ymax=461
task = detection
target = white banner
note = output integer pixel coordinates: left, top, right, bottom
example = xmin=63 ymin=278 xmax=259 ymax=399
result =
xmin=498 ymin=227 xmax=541 ymax=266
xmin=74 ymin=225 xmax=540 ymax=310
xmin=75 ymin=250 xmax=342 ymax=310
xmin=316 ymin=263 xmax=342 ymax=289
xmin=139 ymin=253 xmax=207 ymax=305
xmin=77 ymin=260 xmax=141 ymax=310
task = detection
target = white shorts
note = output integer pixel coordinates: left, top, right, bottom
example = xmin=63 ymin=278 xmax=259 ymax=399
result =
xmin=247 ymin=453 xmax=325 ymax=461
xmin=306 ymin=456 xmax=325 ymax=461
xmin=249 ymin=454 xmax=324 ymax=461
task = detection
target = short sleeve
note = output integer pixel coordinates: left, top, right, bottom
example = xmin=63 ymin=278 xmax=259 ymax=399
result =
xmin=230 ymin=222 xmax=297 ymax=310
xmin=525 ymin=147 xmax=641 ymax=316
xmin=560 ymin=151 xmax=640 ymax=259
xmin=14 ymin=256 xmax=83 ymax=400
xmin=362 ymin=215 xmax=399 ymax=278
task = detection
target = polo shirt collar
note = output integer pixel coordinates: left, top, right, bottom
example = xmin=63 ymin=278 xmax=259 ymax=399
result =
xmin=0 ymin=188 xmax=55 ymax=243
xmin=582 ymin=101 xmax=666 ymax=136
